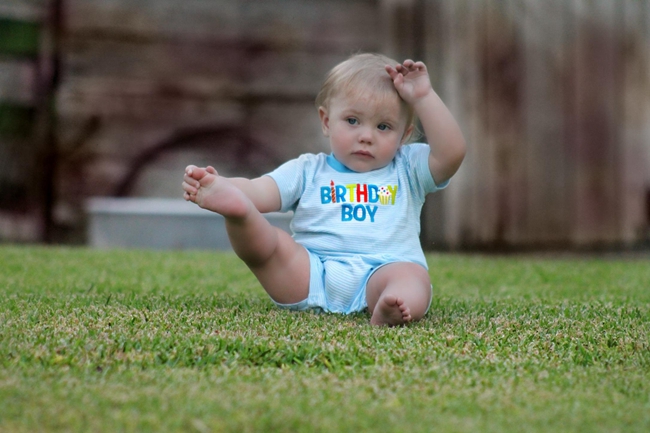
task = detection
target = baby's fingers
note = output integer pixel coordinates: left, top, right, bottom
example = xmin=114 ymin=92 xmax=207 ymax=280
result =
xmin=398 ymin=60 xmax=426 ymax=75
xmin=385 ymin=64 xmax=399 ymax=80
xmin=411 ymin=61 xmax=426 ymax=72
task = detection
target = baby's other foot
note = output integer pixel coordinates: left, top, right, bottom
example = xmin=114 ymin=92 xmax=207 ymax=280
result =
xmin=183 ymin=166 xmax=250 ymax=218
xmin=370 ymin=294 xmax=412 ymax=326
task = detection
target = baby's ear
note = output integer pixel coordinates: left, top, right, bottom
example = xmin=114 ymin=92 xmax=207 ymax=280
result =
xmin=401 ymin=124 xmax=414 ymax=144
xmin=318 ymin=106 xmax=330 ymax=137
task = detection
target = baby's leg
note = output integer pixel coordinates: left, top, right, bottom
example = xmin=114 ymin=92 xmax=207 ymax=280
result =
xmin=183 ymin=166 xmax=310 ymax=304
xmin=365 ymin=262 xmax=432 ymax=326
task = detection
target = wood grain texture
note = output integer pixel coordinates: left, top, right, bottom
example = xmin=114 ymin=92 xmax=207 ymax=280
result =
xmin=0 ymin=0 xmax=47 ymax=21
xmin=420 ymin=0 xmax=649 ymax=249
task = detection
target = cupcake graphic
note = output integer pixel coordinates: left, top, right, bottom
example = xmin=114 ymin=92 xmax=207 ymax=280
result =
xmin=378 ymin=186 xmax=392 ymax=205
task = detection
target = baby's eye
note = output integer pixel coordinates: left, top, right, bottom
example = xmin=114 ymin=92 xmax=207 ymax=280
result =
xmin=346 ymin=118 xmax=358 ymax=125
xmin=377 ymin=123 xmax=391 ymax=131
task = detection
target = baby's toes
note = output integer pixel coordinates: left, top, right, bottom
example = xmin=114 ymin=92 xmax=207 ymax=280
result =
xmin=400 ymin=304 xmax=412 ymax=321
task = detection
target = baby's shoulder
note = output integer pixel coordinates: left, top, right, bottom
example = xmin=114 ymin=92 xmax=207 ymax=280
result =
xmin=286 ymin=152 xmax=329 ymax=172
xmin=295 ymin=152 xmax=328 ymax=162
xmin=397 ymin=142 xmax=429 ymax=158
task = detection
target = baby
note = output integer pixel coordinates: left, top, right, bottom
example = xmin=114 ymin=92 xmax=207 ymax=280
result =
xmin=182 ymin=53 xmax=465 ymax=326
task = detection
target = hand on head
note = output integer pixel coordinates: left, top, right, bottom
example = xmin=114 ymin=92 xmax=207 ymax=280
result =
xmin=385 ymin=60 xmax=433 ymax=104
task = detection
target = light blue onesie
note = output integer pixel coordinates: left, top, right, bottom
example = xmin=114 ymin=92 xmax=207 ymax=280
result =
xmin=265 ymin=143 xmax=448 ymax=314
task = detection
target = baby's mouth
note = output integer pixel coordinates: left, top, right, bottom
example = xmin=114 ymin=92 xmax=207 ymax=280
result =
xmin=353 ymin=150 xmax=373 ymax=158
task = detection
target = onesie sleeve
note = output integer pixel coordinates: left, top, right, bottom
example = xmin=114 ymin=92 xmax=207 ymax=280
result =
xmin=264 ymin=154 xmax=313 ymax=213
xmin=403 ymin=142 xmax=450 ymax=196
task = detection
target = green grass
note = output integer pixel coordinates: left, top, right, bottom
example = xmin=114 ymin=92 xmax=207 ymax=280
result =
xmin=0 ymin=18 xmax=40 ymax=57
xmin=1 ymin=246 xmax=649 ymax=432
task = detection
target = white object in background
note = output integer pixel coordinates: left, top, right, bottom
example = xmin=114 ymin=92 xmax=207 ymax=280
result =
xmin=86 ymin=197 xmax=293 ymax=250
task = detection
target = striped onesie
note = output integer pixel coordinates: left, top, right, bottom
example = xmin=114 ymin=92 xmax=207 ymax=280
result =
xmin=266 ymin=143 xmax=448 ymax=314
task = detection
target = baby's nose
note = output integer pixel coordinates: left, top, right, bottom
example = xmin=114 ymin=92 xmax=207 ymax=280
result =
xmin=358 ymin=127 xmax=373 ymax=143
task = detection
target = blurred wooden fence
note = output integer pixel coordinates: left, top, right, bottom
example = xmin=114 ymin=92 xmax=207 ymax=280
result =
xmin=1 ymin=0 xmax=384 ymax=243
xmin=408 ymin=0 xmax=650 ymax=249
xmin=0 ymin=0 xmax=54 ymax=241
xmin=0 ymin=0 xmax=648 ymax=249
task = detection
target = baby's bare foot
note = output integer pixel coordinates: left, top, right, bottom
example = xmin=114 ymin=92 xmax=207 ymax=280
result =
xmin=370 ymin=294 xmax=412 ymax=326
xmin=184 ymin=167 xmax=250 ymax=219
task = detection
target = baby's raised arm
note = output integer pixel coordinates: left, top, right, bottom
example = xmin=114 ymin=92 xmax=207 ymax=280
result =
xmin=183 ymin=165 xmax=282 ymax=213
xmin=386 ymin=60 xmax=466 ymax=185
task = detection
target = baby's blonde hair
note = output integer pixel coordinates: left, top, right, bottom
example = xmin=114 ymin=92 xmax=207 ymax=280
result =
xmin=315 ymin=53 xmax=416 ymax=141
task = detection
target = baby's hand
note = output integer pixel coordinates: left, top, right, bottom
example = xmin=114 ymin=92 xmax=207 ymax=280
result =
xmin=182 ymin=165 xmax=217 ymax=202
xmin=385 ymin=60 xmax=433 ymax=105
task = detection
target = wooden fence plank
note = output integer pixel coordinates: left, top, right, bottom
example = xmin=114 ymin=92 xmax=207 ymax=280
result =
xmin=469 ymin=0 xmax=493 ymax=245
xmin=380 ymin=0 xmax=419 ymax=60
xmin=0 ymin=0 xmax=47 ymax=21
xmin=436 ymin=0 xmax=463 ymax=248
xmin=56 ymin=77 xmax=245 ymax=123
xmin=419 ymin=0 xmax=447 ymax=248
xmin=483 ymin=0 xmax=524 ymax=246
xmin=0 ymin=60 xmax=36 ymax=104
xmin=424 ymin=0 xmax=649 ymax=249
xmin=643 ymin=0 xmax=649 ymax=240
xmin=60 ymin=39 xmax=342 ymax=104
xmin=61 ymin=39 xmax=242 ymax=86
xmin=249 ymin=102 xmax=329 ymax=161
xmin=438 ymin=0 xmax=484 ymax=248
xmin=64 ymin=0 xmax=241 ymax=40
xmin=642 ymin=2 xmax=650 ymax=202
xmin=571 ymin=0 xmax=621 ymax=245
xmin=65 ymin=0 xmax=379 ymax=51
xmin=620 ymin=0 xmax=650 ymax=243
xmin=521 ymin=0 xmax=571 ymax=245
xmin=500 ymin=0 xmax=527 ymax=245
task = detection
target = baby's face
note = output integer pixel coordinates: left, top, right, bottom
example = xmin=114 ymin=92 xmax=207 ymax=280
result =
xmin=319 ymin=90 xmax=410 ymax=173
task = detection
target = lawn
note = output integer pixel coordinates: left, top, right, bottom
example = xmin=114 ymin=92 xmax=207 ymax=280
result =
xmin=1 ymin=245 xmax=649 ymax=432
